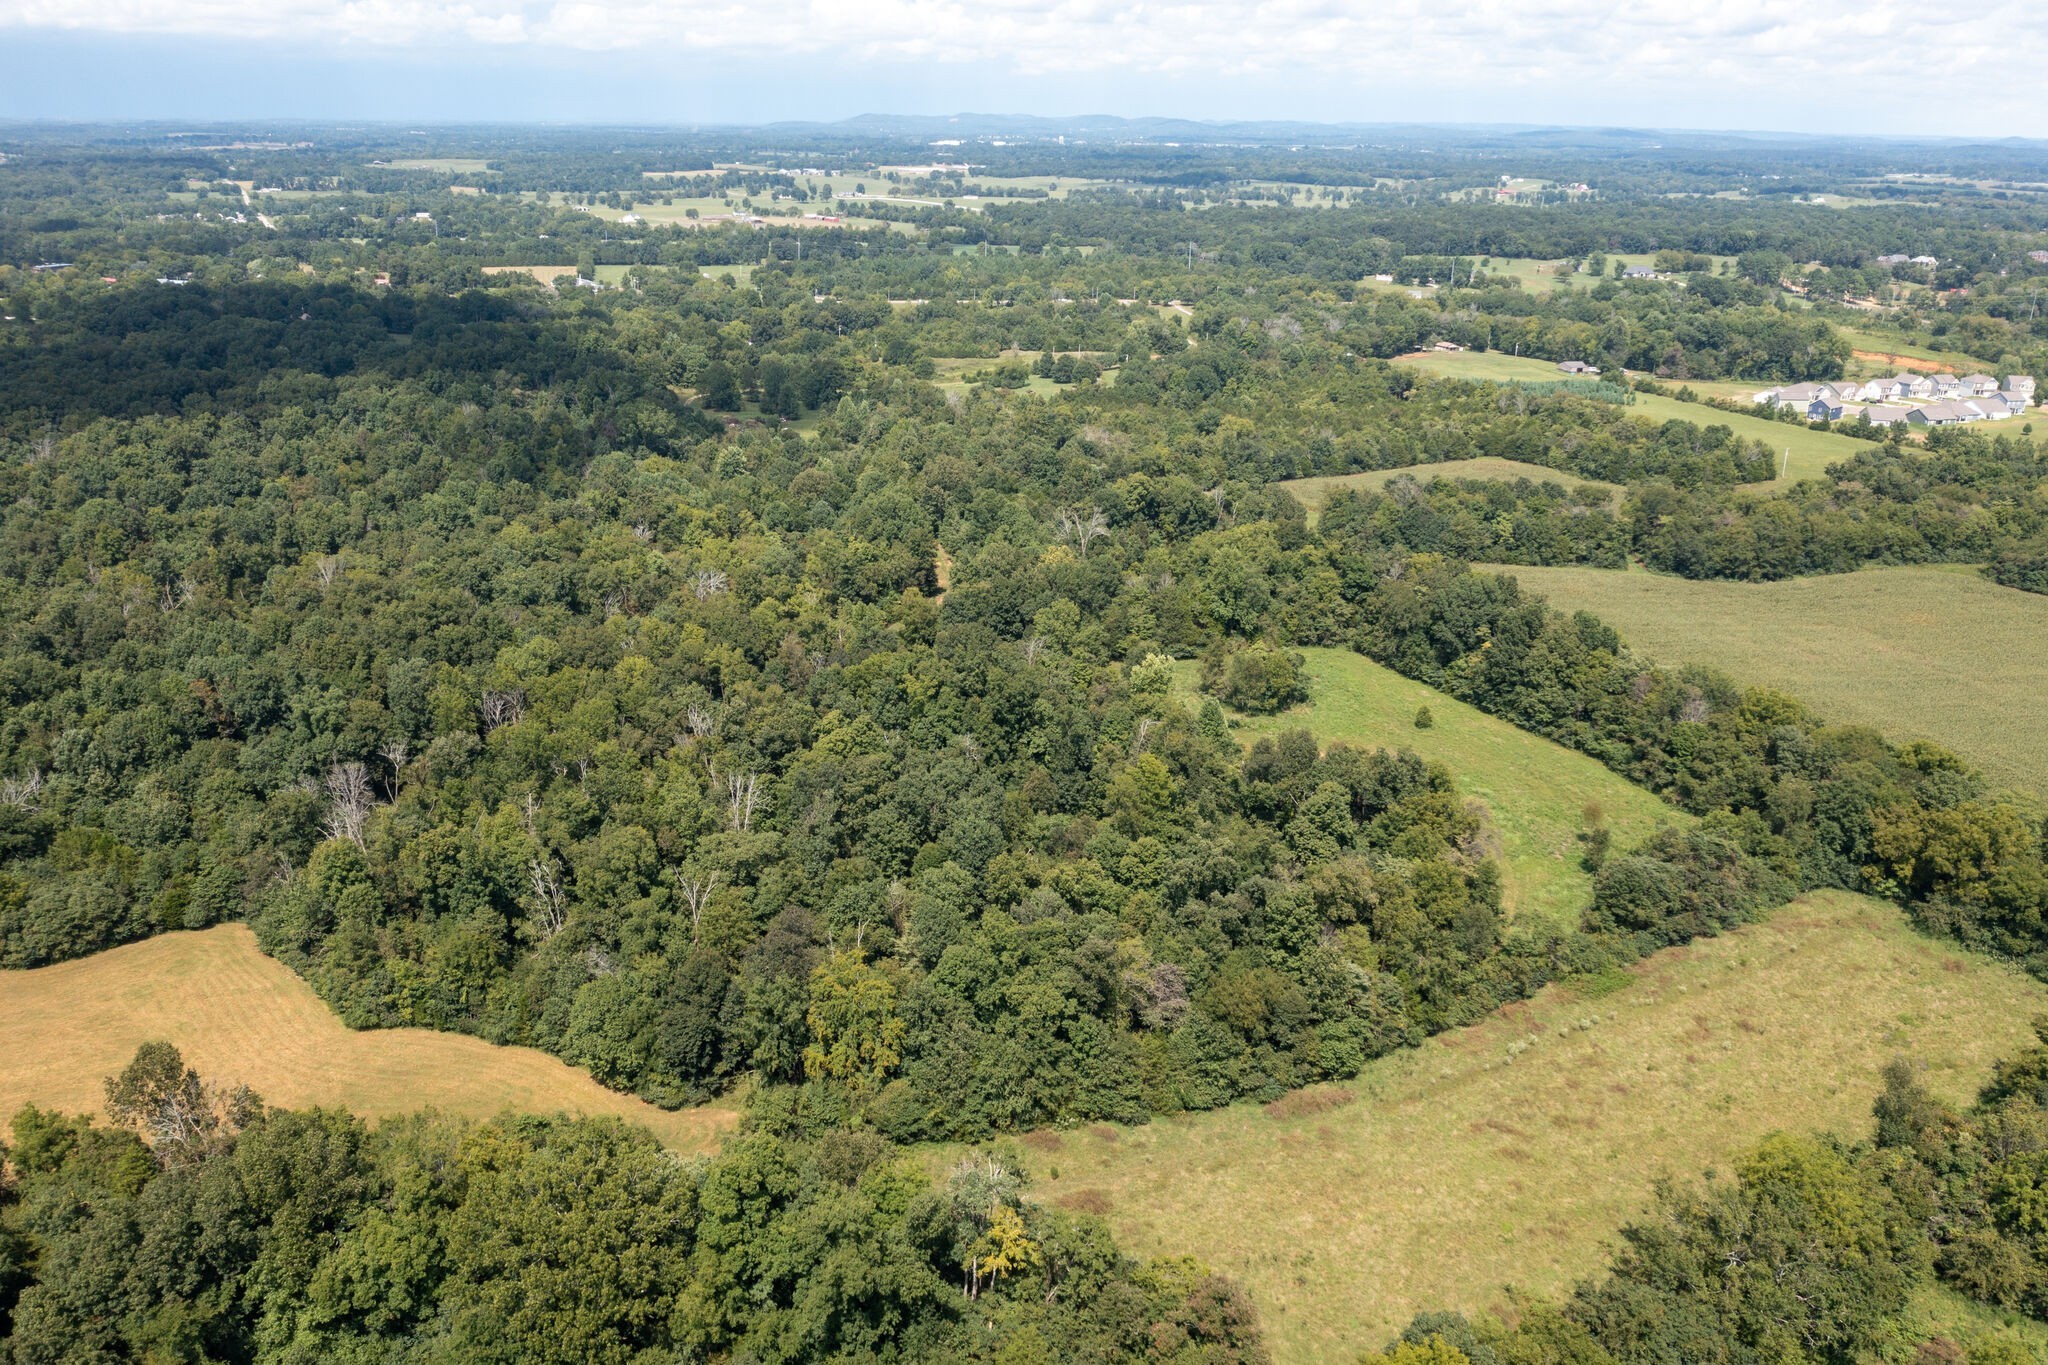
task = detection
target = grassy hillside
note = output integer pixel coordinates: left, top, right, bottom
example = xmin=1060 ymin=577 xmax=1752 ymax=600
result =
xmin=1007 ymin=890 xmax=2046 ymax=1362
xmin=1278 ymin=458 xmax=1622 ymax=523
xmin=1181 ymin=647 xmax=1683 ymax=930
xmin=0 ymin=925 xmax=738 ymax=1152
xmin=1392 ymin=350 xmax=1879 ymax=487
xmin=1496 ymin=562 xmax=2048 ymax=793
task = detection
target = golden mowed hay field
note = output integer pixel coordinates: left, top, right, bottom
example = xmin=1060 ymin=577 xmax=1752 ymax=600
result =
xmin=999 ymin=891 xmax=2048 ymax=1363
xmin=0 ymin=924 xmax=736 ymax=1152
xmin=1496 ymin=562 xmax=2048 ymax=793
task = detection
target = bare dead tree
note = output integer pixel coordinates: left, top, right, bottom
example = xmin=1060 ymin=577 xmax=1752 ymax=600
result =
xmin=321 ymin=761 xmax=374 ymax=847
xmin=315 ymin=554 xmax=344 ymax=588
xmin=670 ymin=866 xmax=720 ymax=944
xmin=1131 ymin=717 xmax=1160 ymax=754
xmin=685 ymin=705 xmax=715 ymax=739
xmin=377 ymin=739 xmax=410 ymax=797
xmin=519 ymin=790 xmax=541 ymax=840
xmin=529 ymin=858 xmax=567 ymax=939
xmin=1020 ymin=637 xmax=1047 ymax=664
xmin=1052 ymin=505 xmax=1109 ymax=559
xmin=691 ymin=567 xmax=730 ymax=600
xmin=481 ymin=690 xmax=525 ymax=732
xmin=0 ymin=767 xmax=43 ymax=809
xmin=29 ymin=431 xmax=57 ymax=465
xmin=726 ymin=772 xmax=761 ymax=833
xmin=630 ymin=521 xmax=653 ymax=542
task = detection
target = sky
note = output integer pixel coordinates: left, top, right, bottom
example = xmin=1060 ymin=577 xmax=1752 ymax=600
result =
xmin=0 ymin=0 xmax=2042 ymax=137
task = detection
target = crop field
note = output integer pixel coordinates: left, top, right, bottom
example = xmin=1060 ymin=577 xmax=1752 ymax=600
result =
xmin=1180 ymin=648 xmax=1683 ymax=929
xmin=1392 ymin=349 xmax=1881 ymax=485
xmin=1492 ymin=562 xmax=2048 ymax=793
xmin=480 ymin=264 xmax=579 ymax=286
xmin=378 ymin=157 xmax=492 ymax=173
xmin=1009 ymin=890 xmax=2046 ymax=1362
xmin=1278 ymin=458 xmax=1622 ymax=522
xmin=0 ymin=925 xmax=737 ymax=1152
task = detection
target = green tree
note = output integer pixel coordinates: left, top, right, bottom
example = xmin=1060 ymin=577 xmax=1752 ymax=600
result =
xmin=804 ymin=952 xmax=906 ymax=1092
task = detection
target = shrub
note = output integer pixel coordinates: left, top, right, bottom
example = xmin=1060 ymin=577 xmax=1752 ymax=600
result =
xmin=1214 ymin=644 xmax=1308 ymax=714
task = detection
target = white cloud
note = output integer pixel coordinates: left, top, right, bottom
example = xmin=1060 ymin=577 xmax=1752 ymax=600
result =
xmin=3 ymin=0 xmax=2042 ymax=126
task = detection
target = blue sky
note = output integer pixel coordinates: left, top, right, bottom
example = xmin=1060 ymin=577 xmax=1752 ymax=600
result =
xmin=0 ymin=1 xmax=2040 ymax=136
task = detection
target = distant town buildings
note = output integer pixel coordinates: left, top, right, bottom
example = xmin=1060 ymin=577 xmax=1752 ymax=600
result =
xmin=1557 ymin=360 xmax=1600 ymax=375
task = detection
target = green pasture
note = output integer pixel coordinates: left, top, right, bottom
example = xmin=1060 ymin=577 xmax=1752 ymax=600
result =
xmin=1177 ymin=648 xmax=1682 ymax=929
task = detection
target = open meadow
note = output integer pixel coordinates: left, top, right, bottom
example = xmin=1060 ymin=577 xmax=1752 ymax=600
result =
xmin=1834 ymin=322 xmax=1999 ymax=379
xmin=1007 ymin=889 xmax=2047 ymax=1362
xmin=1278 ymin=457 xmax=1622 ymax=521
xmin=1180 ymin=648 xmax=1682 ymax=929
xmin=1392 ymin=349 xmax=1881 ymax=485
xmin=1496 ymin=562 xmax=2048 ymax=793
xmin=0 ymin=925 xmax=737 ymax=1152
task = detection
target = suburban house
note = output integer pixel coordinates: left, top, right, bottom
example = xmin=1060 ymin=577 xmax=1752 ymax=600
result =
xmin=1557 ymin=359 xmax=1599 ymax=375
xmin=1860 ymin=405 xmax=1913 ymax=426
xmin=1806 ymin=396 xmax=1846 ymax=421
xmin=1876 ymin=253 xmax=1909 ymax=265
xmin=1959 ymin=374 xmax=2000 ymax=396
xmin=1906 ymin=400 xmax=1991 ymax=426
xmin=2009 ymin=376 xmax=2037 ymax=401
xmin=1621 ymin=264 xmax=1656 ymax=279
xmin=1911 ymin=255 xmax=1939 ymax=267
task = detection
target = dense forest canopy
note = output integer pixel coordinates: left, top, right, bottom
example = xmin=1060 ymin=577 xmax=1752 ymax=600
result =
xmin=6 ymin=121 xmax=2048 ymax=1361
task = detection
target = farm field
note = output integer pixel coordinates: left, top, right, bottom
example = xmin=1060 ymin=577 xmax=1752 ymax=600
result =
xmin=1278 ymin=458 xmax=1622 ymax=521
xmin=1392 ymin=349 xmax=1880 ymax=485
xmin=1179 ymin=647 xmax=1682 ymax=929
xmin=0 ymin=925 xmax=737 ymax=1152
xmin=1009 ymin=889 xmax=2046 ymax=1362
xmin=1493 ymin=562 xmax=2048 ymax=793
xmin=1834 ymin=322 xmax=1998 ymax=378
xmin=481 ymin=264 xmax=578 ymax=286
xmin=378 ymin=157 xmax=491 ymax=173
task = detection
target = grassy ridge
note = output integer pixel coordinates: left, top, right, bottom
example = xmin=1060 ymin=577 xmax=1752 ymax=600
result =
xmin=1011 ymin=890 xmax=2047 ymax=1362
xmin=1278 ymin=457 xmax=1622 ymax=523
xmin=1392 ymin=350 xmax=1879 ymax=487
xmin=1181 ymin=648 xmax=1682 ymax=930
xmin=1496 ymin=562 xmax=2048 ymax=793
xmin=0 ymin=925 xmax=737 ymax=1152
